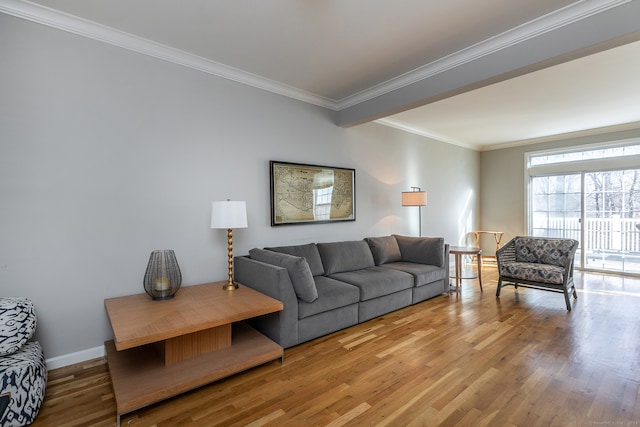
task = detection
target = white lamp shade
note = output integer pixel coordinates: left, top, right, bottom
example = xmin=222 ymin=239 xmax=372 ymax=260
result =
xmin=210 ymin=200 xmax=248 ymax=229
xmin=402 ymin=191 xmax=427 ymax=207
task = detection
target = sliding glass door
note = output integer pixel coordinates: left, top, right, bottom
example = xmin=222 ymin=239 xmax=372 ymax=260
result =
xmin=530 ymin=174 xmax=582 ymax=268
xmin=529 ymin=169 xmax=640 ymax=274
xmin=583 ymin=169 xmax=640 ymax=274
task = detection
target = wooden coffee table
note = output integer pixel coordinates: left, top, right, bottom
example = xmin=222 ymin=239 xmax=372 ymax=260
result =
xmin=104 ymin=282 xmax=283 ymax=425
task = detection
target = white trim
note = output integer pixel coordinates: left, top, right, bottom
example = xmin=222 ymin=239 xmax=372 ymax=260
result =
xmin=45 ymin=345 xmax=105 ymax=370
xmin=524 ymin=153 xmax=530 ymax=235
xmin=374 ymin=118 xmax=477 ymax=149
xmin=0 ymin=0 xmax=629 ymax=113
xmin=525 ymin=137 xmax=640 ymax=159
xmin=480 ymin=121 xmax=640 ymax=152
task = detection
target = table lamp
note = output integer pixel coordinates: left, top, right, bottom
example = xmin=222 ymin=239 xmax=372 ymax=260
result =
xmin=402 ymin=187 xmax=427 ymax=236
xmin=211 ymin=200 xmax=248 ymax=290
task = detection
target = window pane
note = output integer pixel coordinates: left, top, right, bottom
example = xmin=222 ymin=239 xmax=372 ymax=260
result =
xmin=530 ymin=142 xmax=640 ymax=166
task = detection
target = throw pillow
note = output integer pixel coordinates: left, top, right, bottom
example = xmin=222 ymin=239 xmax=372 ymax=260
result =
xmin=265 ymin=243 xmax=325 ymax=276
xmin=249 ymin=249 xmax=318 ymax=303
xmin=0 ymin=297 xmax=37 ymax=356
xmin=365 ymin=236 xmax=402 ymax=265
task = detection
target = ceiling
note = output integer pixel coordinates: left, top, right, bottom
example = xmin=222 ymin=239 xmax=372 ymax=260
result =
xmin=380 ymin=39 xmax=640 ymax=150
xmin=4 ymin=0 xmax=640 ymax=150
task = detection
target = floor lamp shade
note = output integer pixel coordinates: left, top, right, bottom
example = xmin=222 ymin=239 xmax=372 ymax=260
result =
xmin=401 ymin=190 xmax=427 ymax=207
xmin=402 ymin=187 xmax=427 ymax=236
xmin=211 ymin=200 xmax=248 ymax=291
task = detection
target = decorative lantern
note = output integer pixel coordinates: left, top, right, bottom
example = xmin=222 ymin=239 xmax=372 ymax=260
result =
xmin=143 ymin=250 xmax=182 ymax=300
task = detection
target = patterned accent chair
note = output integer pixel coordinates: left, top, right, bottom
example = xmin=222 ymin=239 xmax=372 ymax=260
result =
xmin=496 ymin=236 xmax=579 ymax=311
xmin=0 ymin=298 xmax=47 ymax=426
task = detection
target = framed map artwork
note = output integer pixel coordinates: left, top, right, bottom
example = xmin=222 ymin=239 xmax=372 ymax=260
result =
xmin=270 ymin=161 xmax=356 ymax=226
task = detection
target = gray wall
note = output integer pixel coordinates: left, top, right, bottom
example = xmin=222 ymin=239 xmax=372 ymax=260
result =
xmin=480 ymin=127 xmax=640 ymax=253
xmin=0 ymin=14 xmax=479 ymax=363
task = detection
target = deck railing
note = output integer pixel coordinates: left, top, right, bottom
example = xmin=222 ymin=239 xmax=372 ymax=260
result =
xmin=536 ymin=217 xmax=640 ymax=252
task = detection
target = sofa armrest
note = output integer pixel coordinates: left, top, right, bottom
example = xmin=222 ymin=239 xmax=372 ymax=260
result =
xmin=234 ymin=256 xmax=299 ymax=348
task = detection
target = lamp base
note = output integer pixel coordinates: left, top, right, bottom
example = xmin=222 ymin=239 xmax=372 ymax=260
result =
xmin=222 ymin=281 xmax=239 ymax=291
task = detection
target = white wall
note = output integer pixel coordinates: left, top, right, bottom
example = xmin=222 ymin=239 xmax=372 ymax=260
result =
xmin=0 ymin=14 xmax=479 ymax=365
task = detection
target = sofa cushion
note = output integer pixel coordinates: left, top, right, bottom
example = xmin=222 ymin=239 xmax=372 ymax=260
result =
xmin=249 ymin=249 xmax=318 ymax=302
xmin=298 ymin=276 xmax=360 ymax=319
xmin=317 ymin=240 xmax=376 ymax=275
xmin=365 ymin=236 xmax=402 ymax=265
xmin=329 ymin=267 xmax=414 ymax=301
xmin=265 ymin=243 xmax=325 ymax=276
xmin=393 ymin=235 xmax=445 ymax=267
xmin=381 ymin=261 xmax=447 ymax=286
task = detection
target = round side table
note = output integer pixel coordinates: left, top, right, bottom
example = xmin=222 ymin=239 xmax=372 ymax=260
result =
xmin=449 ymin=246 xmax=483 ymax=293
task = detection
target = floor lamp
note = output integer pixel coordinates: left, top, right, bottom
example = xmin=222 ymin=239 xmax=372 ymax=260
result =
xmin=402 ymin=187 xmax=427 ymax=236
xmin=210 ymin=200 xmax=248 ymax=291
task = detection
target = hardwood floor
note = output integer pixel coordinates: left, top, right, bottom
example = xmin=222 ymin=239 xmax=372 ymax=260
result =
xmin=32 ymin=266 xmax=640 ymax=426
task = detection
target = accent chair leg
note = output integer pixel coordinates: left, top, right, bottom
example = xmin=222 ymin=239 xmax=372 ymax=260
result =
xmin=496 ymin=278 xmax=502 ymax=297
xmin=564 ymin=288 xmax=572 ymax=311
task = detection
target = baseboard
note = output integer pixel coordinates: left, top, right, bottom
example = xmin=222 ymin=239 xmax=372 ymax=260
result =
xmin=45 ymin=345 xmax=105 ymax=370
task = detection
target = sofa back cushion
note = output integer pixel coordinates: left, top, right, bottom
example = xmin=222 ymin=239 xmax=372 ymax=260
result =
xmin=317 ymin=240 xmax=375 ymax=275
xmin=393 ymin=235 xmax=445 ymax=267
xmin=514 ymin=236 xmax=577 ymax=267
xmin=265 ymin=243 xmax=325 ymax=276
xmin=365 ymin=236 xmax=402 ymax=265
xmin=249 ymin=249 xmax=318 ymax=302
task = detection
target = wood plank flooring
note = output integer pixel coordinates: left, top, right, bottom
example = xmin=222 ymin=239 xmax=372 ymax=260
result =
xmin=31 ymin=266 xmax=640 ymax=426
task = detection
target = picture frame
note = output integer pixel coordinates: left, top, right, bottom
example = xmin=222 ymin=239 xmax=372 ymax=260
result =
xmin=270 ymin=160 xmax=356 ymax=226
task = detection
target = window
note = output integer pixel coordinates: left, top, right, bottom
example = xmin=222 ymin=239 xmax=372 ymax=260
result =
xmin=526 ymin=139 xmax=640 ymax=275
xmin=529 ymin=141 xmax=640 ymax=166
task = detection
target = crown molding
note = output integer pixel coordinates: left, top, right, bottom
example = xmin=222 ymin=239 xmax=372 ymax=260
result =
xmin=337 ymin=0 xmax=631 ymax=110
xmin=0 ymin=0 xmax=339 ymax=110
xmin=480 ymin=121 xmax=640 ymax=152
xmin=377 ymin=118 xmax=640 ymax=153
xmin=374 ymin=118 xmax=478 ymax=150
xmin=0 ymin=0 xmax=630 ymax=114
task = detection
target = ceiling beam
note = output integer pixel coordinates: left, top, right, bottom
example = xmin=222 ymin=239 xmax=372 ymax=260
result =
xmin=335 ymin=0 xmax=640 ymax=127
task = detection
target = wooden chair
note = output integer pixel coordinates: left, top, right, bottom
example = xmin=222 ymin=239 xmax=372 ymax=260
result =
xmin=496 ymin=236 xmax=579 ymax=311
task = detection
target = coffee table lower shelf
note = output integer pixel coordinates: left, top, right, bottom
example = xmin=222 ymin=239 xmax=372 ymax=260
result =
xmin=105 ymin=322 xmax=283 ymax=424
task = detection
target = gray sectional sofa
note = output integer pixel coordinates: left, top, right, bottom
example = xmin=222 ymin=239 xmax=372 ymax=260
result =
xmin=234 ymin=235 xmax=449 ymax=348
